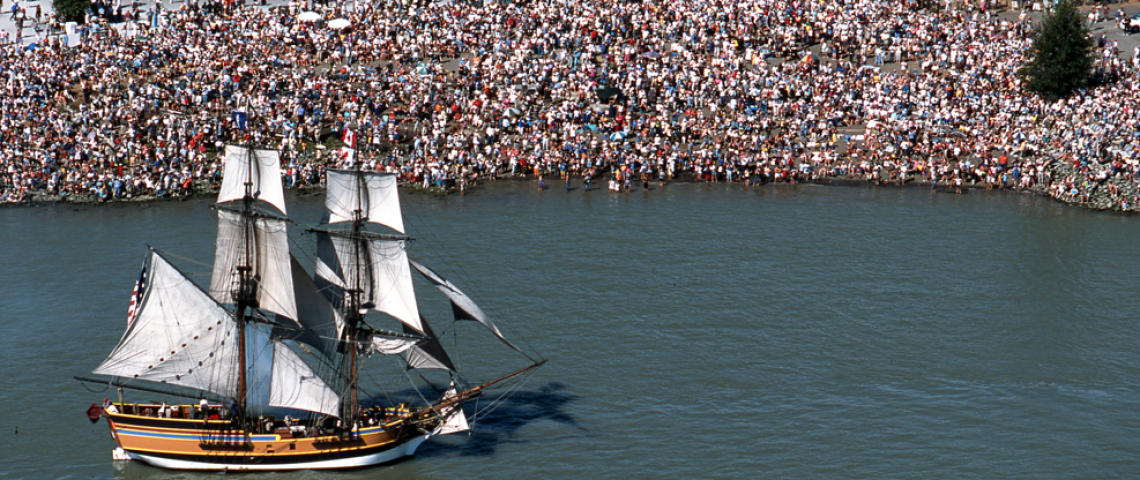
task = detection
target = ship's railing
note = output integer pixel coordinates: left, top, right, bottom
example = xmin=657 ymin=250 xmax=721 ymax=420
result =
xmin=107 ymin=403 xmax=254 ymax=450
xmin=107 ymin=402 xmax=421 ymax=446
xmin=111 ymin=402 xmax=225 ymax=421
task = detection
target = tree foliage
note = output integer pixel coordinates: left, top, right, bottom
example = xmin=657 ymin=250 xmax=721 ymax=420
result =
xmin=1018 ymin=0 xmax=1095 ymax=101
xmin=53 ymin=0 xmax=91 ymax=23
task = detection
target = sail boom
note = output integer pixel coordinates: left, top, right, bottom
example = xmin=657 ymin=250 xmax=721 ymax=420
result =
xmin=74 ymin=376 xmax=230 ymax=402
xmin=425 ymin=360 xmax=547 ymax=413
xmin=216 ymin=205 xmax=291 ymax=223
xmin=307 ymin=228 xmax=412 ymax=243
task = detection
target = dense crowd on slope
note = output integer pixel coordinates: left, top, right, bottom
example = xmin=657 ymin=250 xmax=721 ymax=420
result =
xmin=2 ymin=0 xmax=1140 ymax=209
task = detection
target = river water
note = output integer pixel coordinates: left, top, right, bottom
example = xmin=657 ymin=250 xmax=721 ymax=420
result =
xmin=2 ymin=183 xmax=1138 ymax=479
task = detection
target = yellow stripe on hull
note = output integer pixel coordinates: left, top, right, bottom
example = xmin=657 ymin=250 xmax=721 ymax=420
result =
xmin=105 ymin=404 xmax=428 ymax=465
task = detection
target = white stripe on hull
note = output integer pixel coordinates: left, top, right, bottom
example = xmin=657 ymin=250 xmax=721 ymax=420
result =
xmin=123 ymin=435 xmax=430 ymax=471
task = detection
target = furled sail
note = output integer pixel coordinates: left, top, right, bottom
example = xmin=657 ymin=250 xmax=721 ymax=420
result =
xmin=268 ymin=341 xmax=341 ymax=417
xmin=314 ymin=232 xmax=423 ymax=333
xmin=217 ymin=145 xmax=288 ymax=215
xmin=283 ymin=255 xmax=344 ymax=360
xmin=366 ymin=331 xmax=423 ymax=356
xmin=94 ymin=251 xmax=242 ymax=400
xmin=409 ymin=259 xmax=521 ymax=353
xmin=210 ymin=208 xmax=297 ymax=321
xmin=322 ymin=170 xmax=405 ymax=233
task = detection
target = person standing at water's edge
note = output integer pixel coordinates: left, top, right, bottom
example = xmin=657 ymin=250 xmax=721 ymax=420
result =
xmin=1 ymin=0 xmax=1139 ymax=211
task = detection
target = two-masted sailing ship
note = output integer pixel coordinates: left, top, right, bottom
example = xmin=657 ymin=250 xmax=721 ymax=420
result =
xmin=78 ymin=145 xmax=543 ymax=471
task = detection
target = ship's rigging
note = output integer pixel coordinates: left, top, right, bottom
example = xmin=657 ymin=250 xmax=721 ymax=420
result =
xmin=76 ymin=139 xmax=544 ymax=471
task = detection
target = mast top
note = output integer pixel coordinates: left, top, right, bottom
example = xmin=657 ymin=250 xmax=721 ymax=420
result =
xmin=217 ymin=145 xmax=288 ymax=216
xmin=321 ymin=169 xmax=403 ymax=233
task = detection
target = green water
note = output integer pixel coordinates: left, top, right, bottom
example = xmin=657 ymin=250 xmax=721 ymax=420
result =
xmin=1 ymin=183 xmax=1138 ymax=479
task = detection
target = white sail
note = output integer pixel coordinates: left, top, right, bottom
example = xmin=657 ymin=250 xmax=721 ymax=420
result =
xmin=314 ymin=257 xmax=345 ymax=291
xmin=268 ymin=341 xmax=341 ymax=417
xmin=210 ymin=209 xmax=297 ymax=321
xmin=404 ymin=347 xmax=454 ymax=371
xmin=409 ymin=259 xmax=521 ymax=352
xmin=367 ymin=332 xmax=421 ymax=356
xmin=364 ymin=239 xmax=421 ymax=332
xmin=286 ymin=256 xmax=345 ymax=360
xmin=401 ymin=319 xmax=455 ymax=371
xmin=435 ymin=384 xmax=470 ymax=435
xmin=322 ymin=170 xmax=405 ymax=233
xmin=94 ymin=251 xmax=242 ymax=400
xmin=436 ymin=406 xmax=469 ymax=435
xmin=315 ymin=232 xmax=423 ymax=333
xmin=217 ymin=145 xmax=287 ymax=215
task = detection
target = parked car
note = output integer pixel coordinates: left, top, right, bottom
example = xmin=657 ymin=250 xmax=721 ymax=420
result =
xmin=1118 ymin=12 xmax=1140 ymax=33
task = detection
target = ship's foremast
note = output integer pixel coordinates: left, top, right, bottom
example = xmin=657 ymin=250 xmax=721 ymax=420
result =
xmin=343 ymin=208 xmax=365 ymax=432
xmin=340 ymin=167 xmax=374 ymax=433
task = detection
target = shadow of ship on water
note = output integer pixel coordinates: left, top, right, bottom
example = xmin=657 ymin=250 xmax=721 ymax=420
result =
xmin=415 ymin=381 xmax=583 ymax=459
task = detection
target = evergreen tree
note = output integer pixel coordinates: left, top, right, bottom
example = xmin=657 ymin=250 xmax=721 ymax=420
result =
xmin=1018 ymin=0 xmax=1095 ymax=101
xmin=53 ymin=0 xmax=92 ymax=23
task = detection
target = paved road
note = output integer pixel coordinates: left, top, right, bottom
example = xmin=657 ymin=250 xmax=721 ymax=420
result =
xmin=863 ymin=3 xmax=1140 ymax=76
xmin=0 ymin=0 xmax=299 ymax=44
xmin=3 ymin=0 xmax=1138 ymax=51
xmin=2 ymin=1 xmax=1138 ymax=75
xmin=0 ymin=0 xmax=52 ymax=43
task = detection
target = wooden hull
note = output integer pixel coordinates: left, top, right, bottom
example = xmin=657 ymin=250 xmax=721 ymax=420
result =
xmin=104 ymin=405 xmax=432 ymax=471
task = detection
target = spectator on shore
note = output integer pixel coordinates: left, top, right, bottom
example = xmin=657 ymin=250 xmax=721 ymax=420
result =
xmin=1 ymin=0 xmax=1138 ymax=211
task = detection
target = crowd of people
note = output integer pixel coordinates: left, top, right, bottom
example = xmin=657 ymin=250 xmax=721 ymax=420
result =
xmin=2 ymin=0 xmax=1140 ymax=210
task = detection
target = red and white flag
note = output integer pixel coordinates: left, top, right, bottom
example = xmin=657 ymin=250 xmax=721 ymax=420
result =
xmin=126 ymin=263 xmax=147 ymax=327
xmin=342 ymin=126 xmax=357 ymax=149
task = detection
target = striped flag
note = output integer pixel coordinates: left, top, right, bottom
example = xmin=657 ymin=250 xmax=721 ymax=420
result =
xmin=126 ymin=264 xmax=147 ymax=327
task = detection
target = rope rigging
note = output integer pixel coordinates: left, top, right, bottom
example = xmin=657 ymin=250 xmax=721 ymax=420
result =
xmin=403 ymin=205 xmax=545 ymax=364
xmin=469 ymin=366 xmax=540 ymax=423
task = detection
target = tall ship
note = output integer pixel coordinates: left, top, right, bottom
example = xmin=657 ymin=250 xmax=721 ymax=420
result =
xmin=77 ymin=144 xmax=544 ymax=471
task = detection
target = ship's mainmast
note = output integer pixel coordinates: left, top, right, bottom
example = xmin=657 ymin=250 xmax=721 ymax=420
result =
xmin=233 ymin=138 xmax=259 ymax=416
